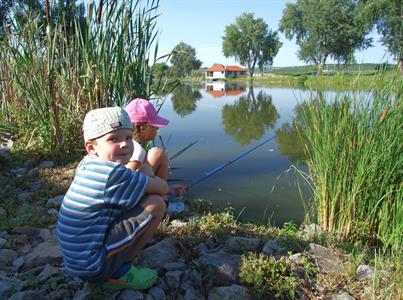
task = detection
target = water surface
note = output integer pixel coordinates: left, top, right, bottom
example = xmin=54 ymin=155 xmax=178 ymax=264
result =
xmin=155 ymin=82 xmax=314 ymax=225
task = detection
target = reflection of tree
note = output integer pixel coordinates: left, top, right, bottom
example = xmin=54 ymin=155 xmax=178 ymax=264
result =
xmin=222 ymin=87 xmax=279 ymax=145
xmin=171 ymin=85 xmax=202 ymax=117
xmin=275 ymin=102 xmax=314 ymax=162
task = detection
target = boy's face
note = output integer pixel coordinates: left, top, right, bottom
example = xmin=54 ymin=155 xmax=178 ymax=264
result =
xmin=85 ymin=128 xmax=134 ymax=164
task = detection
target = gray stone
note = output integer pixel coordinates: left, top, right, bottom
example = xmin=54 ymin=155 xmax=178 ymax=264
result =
xmin=224 ymin=236 xmax=260 ymax=253
xmin=184 ymin=286 xmax=203 ymax=300
xmin=37 ymin=264 xmax=60 ymax=282
xmin=0 ymin=207 xmax=6 ymax=218
xmin=11 ymin=167 xmax=28 ymax=177
xmin=0 ymin=249 xmax=18 ymax=268
xmin=165 ymin=270 xmax=182 ymax=289
xmin=118 ymin=290 xmax=144 ymax=300
xmin=163 ymin=261 xmax=186 ymax=271
xmin=135 ymin=239 xmax=178 ymax=270
xmin=208 ymin=284 xmax=252 ymax=300
xmin=47 ymin=208 xmax=59 ymax=217
xmin=12 ymin=257 xmax=24 ymax=271
xmin=195 ymin=242 xmax=209 ymax=256
xmin=73 ymin=282 xmax=98 ymax=300
xmin=356 ymin=265 xmax=375 ymax=279
xmin=289 ymin=253 xmax=304 ymax=263
xmin=307 ymin=243 xmax=346 ymax=274
xmin=197 ymin=250 xmax=241 ymax=283
xmin=324 ymin=291 xmax=355 ymax=300
xmin=46 ymin=195 xmax=64 ymax=208
xmin=0 ymin=238 xmax=6 ymax=248
xmin=0 ymin=276 xmax=21 ymax=298
xmin=23 ymin=238 xmax=62 ymax=269
xmin=183 ymin=269 xmax=202 ymax=285
xmin=38 ymin=229 xmax=51 ymax=241
xmin=37 ymin=160 xmax=55 ymax=169
xmin=303 ymin=223 xmax=325 ymax=239
xmin=17 ymin=191 xmax=32 ymax=202
xmin=146 ymin=286 xmax=166 ymax=300
xmin=262 ymin=239 xmax=283 ymax=256
xmin=8 ymin=290 xmax=46 ymax=300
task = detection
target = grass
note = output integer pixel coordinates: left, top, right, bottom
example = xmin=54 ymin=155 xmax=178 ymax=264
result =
xmin=297 ymin=71 xmax=402 ymax=252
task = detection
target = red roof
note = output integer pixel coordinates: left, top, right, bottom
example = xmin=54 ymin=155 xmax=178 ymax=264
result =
xmin=206 ymin=64 xmax=246 ymax=72
xmin=207 ymin=90 xmax=226 ymax=97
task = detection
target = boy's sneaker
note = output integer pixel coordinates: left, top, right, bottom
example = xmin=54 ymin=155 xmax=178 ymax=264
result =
xmin=102 ymin=266 xmax=157 ymax=290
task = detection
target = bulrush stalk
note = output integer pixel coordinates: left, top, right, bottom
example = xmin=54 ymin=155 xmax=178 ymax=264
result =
xmin=300 ymin=73 xmax=402 ymax=252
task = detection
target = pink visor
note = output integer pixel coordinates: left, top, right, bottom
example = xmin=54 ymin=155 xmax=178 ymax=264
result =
xmin=124 ymin=98 xmax=169 ymax=128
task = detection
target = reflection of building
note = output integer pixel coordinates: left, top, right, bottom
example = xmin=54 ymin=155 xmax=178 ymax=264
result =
xmin=205 ymin=64 xmax=247 ymax=80
xmin=205 ymin=81 xmax=247 ymax=98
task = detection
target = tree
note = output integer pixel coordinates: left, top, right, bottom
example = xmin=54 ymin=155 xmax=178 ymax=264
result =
xmin=222 ymin=13 xmax=282 ymax=78
xmin=363 ymin=0 xmax=402 ymax=72
xmin=279 ymin=0 xmax=373 ymax=74
xmin=170 ymin=42 xmax=202 ymax=78
xmin=171 ymin=85 xmax=202 ymax=117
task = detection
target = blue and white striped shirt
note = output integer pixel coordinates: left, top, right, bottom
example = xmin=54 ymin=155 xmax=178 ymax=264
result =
xmin=56 ymin=155 xmax=149 ymax=278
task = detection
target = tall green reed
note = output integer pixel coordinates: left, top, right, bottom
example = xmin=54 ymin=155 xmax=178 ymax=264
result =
xmin=0 ymin=0 xmax=165 ymax=153
xmin=299 ymin=71 xmax=402 ymax=252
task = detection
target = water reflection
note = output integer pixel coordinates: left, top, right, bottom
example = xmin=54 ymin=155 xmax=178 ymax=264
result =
xmin=205 ymin=81 xmax=247 ymax=98
xmin=222 ymin=87 xmax=279 ymax=145
xmin=171 ymin=85 xmax=202 ymax=117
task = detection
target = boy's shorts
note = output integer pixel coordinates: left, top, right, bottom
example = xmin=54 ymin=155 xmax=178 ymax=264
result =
xmin=89 ymin=205 xmax=154 ymax=281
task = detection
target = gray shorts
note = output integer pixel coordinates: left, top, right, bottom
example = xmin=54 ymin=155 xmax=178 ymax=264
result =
xmin=88 ymin=205 xmax=154 ymax=281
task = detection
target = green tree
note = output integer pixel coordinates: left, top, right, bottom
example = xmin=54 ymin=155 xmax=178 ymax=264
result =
xmin=171 ymin=85 xmax=202 ymax=117
xmin=363 ymin=0 xmax=402 ymax=72
xmin=170 ymin=41 xmax=202 ymax=78
xmin=222 ymin=87 xmax=279 ymax=145
xmin=223 ymin=13 xmax=282 ymax=78
xmin=279 ymin=0 xmax=372 ymax=74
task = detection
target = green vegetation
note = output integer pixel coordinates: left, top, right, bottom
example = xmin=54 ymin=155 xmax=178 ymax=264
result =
xmin=170 ymin=41 xmax=202 ymax=78
xmin=298 ymin=72 xmax=402 ymax=252
xmin=0 ymin=0 xmax=168 ymax=155
xmin=222 ymin=12 xmax=282 ymax=77
xmin=279 ymin=0 xmax=373 ymax=74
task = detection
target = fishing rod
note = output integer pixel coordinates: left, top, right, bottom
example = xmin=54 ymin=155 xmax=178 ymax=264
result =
xmin=167 ymin=134 xmax=277 ymax=202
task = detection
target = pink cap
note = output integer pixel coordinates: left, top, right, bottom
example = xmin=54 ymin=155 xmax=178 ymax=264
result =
xmin=125 ymin=98 xmax=169 ymax=128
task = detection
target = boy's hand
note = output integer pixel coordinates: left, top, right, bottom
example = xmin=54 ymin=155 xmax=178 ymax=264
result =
xmin=169 ymin=185 xmax=190 ymax=198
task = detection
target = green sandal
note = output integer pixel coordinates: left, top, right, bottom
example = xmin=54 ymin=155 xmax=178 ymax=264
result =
xmin=102 ymin=266 xmax=158 ymax=290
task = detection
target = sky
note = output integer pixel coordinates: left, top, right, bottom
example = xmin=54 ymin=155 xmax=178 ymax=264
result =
xmin=154 ymin=0 xmax=396 ymax=68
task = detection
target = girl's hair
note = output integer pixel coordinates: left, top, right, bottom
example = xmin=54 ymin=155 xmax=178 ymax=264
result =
xmin=133 ymin=122 xmax=151 ymax=145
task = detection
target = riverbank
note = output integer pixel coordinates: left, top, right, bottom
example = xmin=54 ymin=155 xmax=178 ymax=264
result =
xmin=0 ymin=146 xmax=401 ymax=299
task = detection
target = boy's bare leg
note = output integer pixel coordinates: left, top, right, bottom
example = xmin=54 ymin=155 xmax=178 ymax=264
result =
xmin=146 ymin=147 xmax=169 ymax=180
xmin=126 ymin=194 xmax=166 ymax=261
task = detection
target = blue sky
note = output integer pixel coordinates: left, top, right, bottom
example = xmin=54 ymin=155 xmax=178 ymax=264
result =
xmin=154 ymin=0 xmax=395 ymax=68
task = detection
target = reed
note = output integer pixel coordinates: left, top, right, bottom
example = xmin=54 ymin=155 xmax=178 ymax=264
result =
xmin=299 ymin=71 xmax=402 ymax=252
xmin=0 ymin=0 xmax=164 ymax=153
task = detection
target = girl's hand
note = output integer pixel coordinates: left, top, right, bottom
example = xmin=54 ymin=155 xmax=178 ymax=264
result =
xmin=169 ymin=185 xmax=190 ymax=198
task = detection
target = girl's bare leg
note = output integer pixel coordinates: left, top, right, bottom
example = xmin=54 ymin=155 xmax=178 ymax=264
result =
xmin=146 ymin=147 xmax=169 ymax=180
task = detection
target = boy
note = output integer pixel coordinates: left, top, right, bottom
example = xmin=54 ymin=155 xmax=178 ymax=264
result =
xmin=56 ymin=107 xmax=168 ymax=290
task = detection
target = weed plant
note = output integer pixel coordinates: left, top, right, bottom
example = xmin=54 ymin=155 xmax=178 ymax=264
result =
xmin=0 ymin=0 xmax=172 ymax=154
xmin=298 ymin=71 xmax=402 ymax=252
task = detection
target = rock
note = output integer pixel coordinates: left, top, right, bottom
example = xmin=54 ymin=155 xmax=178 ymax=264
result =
xmin=47 ymin=208 xmax=59 ymax=217
xmin=182 ymin=269 xmax=202 ymax=285
xmin=196 ymin=250 xmax=241 ymax=284
xmin=23 ymin=238 xmax=62 ymax=269
xmin=224 ymin=236 xmax=260 ymax=253
xmin=37 ymin=264 xmax=60 ymax=282
xmin=289 ymin=253 xmax=303 ymax=263
xmin=0 ymin=276 xmax=21 ymax=298
xmin=146 ymin=286 xmax=165 ymax=300
xmin=165 ymin=270 xmax=182 ymax=289
xmin=307 ymin=243 xmax=346 ymax=274
xmin=324 ymin=291 xmax=355 ymax=300
xmin=73 ymin=282 xmax=98 ymax=300
xmin=8 ymin=290 xmax=46 ymax=300
xmin=118 ymin=290 xmax=144 ymax=300
xmin=208 ymin=284 xmax=252 ymax=300
xmin=184 ymin=286 xmax=203 ymax=300
xmin=163 ymin=261 xmax=186 ymax=271
xmin=37 ymin=160 xmax=55 ymax=170
xmin=46 ymin=195 xmax=64 ymax=208
xmin=302 ymin=223 xmax=325 ymax=239
xmin=0 ymin=238 xmax=6 ymax=249
xmin=38 ymin=229 xmax=51 ymax=241
xmin=262 ymin=239 xmax=283 ymax=256
xmin=17 ymin=191 xmax=32 ymax=202
xmin=0 ymin=249 xmax=18 ymax=268
xmin=195 ymin=242 xmax=209 ymax=256
xmin=11 ymin=167 xmax=28 ymax=177
xmin=356 ymin=265 xmax=375 ymax=280
xmin=0 ymin=207 xmax=6 ymax=218
xmin=10 ymin=226 xmax=39 ymax=236
xmin=135 ymin=239 xmax=178 ymax=270
xmin=12 ymin=257 xmax=24 ymax=271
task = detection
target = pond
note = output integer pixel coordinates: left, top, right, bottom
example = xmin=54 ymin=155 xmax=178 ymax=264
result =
xmin=154 ymin=82 xmax=314 ymax=225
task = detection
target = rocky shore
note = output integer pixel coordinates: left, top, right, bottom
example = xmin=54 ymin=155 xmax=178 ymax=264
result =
xmin=0 ymin=141 xmax=386 ymax=300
